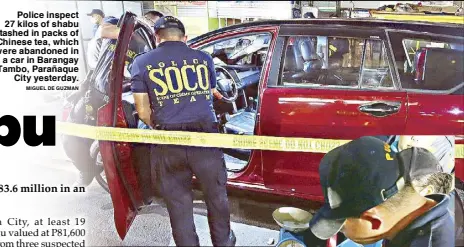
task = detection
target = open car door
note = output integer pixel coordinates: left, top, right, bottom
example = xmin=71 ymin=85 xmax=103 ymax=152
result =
xmin=96 ymin=12 xmax=156 ymax=240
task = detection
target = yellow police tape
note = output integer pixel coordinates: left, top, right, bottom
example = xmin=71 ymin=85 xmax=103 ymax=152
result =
xmin=56 ymin=121 xmax=464 ymax=158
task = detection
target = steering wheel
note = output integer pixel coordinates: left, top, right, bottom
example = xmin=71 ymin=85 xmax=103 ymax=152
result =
xmin=215 ymin=65 xmax=239 ymax=103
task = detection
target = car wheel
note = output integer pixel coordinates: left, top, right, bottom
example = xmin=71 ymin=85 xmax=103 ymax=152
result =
xmin=95 ymin=151 xmax=110 ymax=193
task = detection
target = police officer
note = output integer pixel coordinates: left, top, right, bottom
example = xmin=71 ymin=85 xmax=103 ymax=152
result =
xmin=87 ymin=9 xmax=105 ymax=37
xmin=87 ymin=16 xmax=118 ymax=70
xmin=308 ymin=137 xmax=454 ymax=246
xmin=399 ymin=147 xmax=463 ymax=243
xmin=100 ymin=11 xmax=163 ymax=40
xmin=63 ymin=16 xmax=120 ymax=187
xmin=130 ymin=16 xmax=235 ymax=246
xmin=144 ymin=10 xmax=164 ymax=24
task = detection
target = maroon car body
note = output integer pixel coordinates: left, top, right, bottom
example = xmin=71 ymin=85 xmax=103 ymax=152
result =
xmin=97 ymin=12 xmax=464 ymax=239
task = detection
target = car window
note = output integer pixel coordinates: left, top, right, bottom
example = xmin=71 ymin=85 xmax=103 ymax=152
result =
xmin=389 ymin=32 xmax=464 ymax=94
xmin=280 ymin=36 xmax=394 ymax=90
xmin=202 ymin=33 xmax=271 ymax=67
xmin=361 ymin=40 xmax=394 ymax=89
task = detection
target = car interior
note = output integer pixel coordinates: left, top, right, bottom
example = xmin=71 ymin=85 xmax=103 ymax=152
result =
xmin=108 ymin=29 xmax=408 ymax=177
xmin=282 ymin=36 xmax=364 ymax=87
xmin=202 ymin=33 xmax=271 ymax=172
xmin=282 ymin=36 xmax=393 ymax=89
xmin=115 ymin=31 xmax=398 ymax=174
xmin=115 ymin=31 xmax=272 ymax=173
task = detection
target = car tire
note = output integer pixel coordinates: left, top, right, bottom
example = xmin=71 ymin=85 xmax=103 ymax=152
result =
xmin=95 ymin=150 xmax=110 ymax=193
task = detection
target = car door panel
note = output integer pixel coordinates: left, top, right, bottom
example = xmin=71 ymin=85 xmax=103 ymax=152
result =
xmin=261 ymin=89 xmax=406 ymax=138
xmin=260 ymin=26 xmax=407 ymax=198
xmin=97 ymin=12 xmax=155 ymax=240
xmin=260 ymin=88 xmax=408 ymax=197
xmin=406 ymin=94 xmax=463 ymax=134
xmin=189 ymin=26 xmax=280 ymax=185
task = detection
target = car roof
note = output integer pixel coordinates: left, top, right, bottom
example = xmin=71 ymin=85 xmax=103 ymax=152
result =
xmin=188 ymin=18 xmax=463 ymax=45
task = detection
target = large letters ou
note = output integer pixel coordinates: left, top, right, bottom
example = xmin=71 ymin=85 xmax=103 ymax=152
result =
xmin=0 ymin=115 xmax=56 ymax=147
xmin=149 ymin=64 xmax=210 ymax=97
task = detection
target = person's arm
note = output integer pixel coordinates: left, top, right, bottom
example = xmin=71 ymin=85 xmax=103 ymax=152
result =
xmin=212 ymin=88 xmax=223 ymax=100
xmin=100 ymin=23 xmax=120 ymax=39
xmin=87 ymin=26 xmax=102 ymax=69
xmin=130 ymin=58 xmax=153 ymax=128
xmin=133 ymin=93 xmax=152 ymax=127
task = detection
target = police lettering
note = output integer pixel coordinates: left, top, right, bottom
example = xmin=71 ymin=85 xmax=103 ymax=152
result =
xmin=384 ymin=143 xmax=394 ymax=161
xmin=181 ymin=65 xmax=197 ymax=91
xmin=149 ymin=60 xmax=210 ymax=97
xmin=127 ymin=49 xmax=137 ymax=59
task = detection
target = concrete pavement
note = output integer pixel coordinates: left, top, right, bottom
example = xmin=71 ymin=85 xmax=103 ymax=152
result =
xmin=1 ymin=141 xmax=283 ymax=246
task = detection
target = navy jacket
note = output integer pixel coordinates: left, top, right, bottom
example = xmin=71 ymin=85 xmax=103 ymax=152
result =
xmin=386 ymin=194 xmax=454 ymax=247
xmin=130 ymin=41 xmax=217 ymax=125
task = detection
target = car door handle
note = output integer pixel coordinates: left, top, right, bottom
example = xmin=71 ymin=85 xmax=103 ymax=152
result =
xmin=358 ymin=101 xmax=401 ymax=117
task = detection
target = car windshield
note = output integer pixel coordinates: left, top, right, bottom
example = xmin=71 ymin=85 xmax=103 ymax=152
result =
xmin=210 ymin=34 xmax=271 ymax=65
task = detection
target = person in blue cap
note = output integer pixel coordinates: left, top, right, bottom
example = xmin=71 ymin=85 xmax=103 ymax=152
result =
xmin=66 ymin=14 xmax=149 ymax=187
xmin=401 ymin=147 xmax=463 ymax=246
xmin=87 ymin=16 xmax=118 ymax=70
xmin=129 ymin=16 xmax=235 ymax=246
xmin=99 ymin=11 xmax=164 ymax=40
xmin=87 ymin=9 xmax=105 ymax=37
xmin=144 ymin=10 xmax=164 ymax=24
xmin=65 ymin=15 xmax=121 ymax=187
xmin=308 ymin=136 xmax=454 ymax=247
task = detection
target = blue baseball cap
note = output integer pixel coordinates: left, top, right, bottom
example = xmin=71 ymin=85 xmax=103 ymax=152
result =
xmin=309 ymin=136 xmax=406 ymax=239
xmin=153 ymin=16 xmax=185 ymax=34
xmin=87 ymin=9 xmax=105 ymax=17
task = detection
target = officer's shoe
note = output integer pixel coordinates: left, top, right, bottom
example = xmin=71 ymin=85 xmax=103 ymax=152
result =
xmin=72 ymin=171 xmax=94 ymax=187
xmin=227 ymin=230 xmax=236 ymax=247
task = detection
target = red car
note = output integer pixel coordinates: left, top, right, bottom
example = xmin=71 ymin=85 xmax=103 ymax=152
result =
xmin=96 ymin=12 xmax=464 ymax=239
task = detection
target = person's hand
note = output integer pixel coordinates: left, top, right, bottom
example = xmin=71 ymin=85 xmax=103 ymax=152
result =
xmin=212 ymin=88 xmax=223 ymax=100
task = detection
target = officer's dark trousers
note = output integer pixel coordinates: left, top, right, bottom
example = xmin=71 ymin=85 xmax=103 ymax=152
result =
xmin=151 ymin=122 xmax=233 ymax=247
xmin=62 ymin=135 xmax=95 ymax=174
xmin=61 ymin=98 xmax=100 ymax=177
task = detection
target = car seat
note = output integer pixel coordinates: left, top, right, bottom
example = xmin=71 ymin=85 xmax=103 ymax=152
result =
xmin=300 ymin=39 xmax=323 ymax=79
xmin=282 ymin=45 xmax=298 ymax=82
xmin=222 ymin=107 xmax=255 ymax=161
xmin=292 ymin=38 xmax=322 ymax=80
